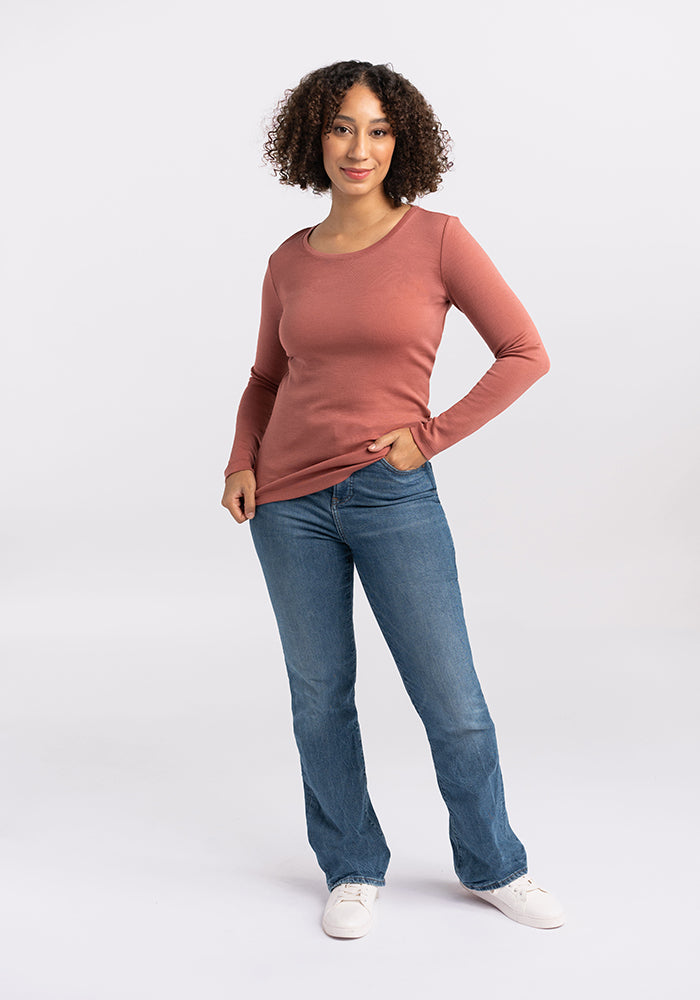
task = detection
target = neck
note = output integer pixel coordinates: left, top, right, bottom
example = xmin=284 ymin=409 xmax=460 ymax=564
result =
xmin=323 ymin=188 xmax=399 ymax=235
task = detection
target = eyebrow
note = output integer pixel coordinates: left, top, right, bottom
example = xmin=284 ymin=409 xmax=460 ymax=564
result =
xmin=333 ymin=114 xmax=391 ymax=125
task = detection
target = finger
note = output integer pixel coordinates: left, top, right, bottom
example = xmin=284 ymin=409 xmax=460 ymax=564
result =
xmin=369 ymin=435 xmax=393 ymax=451
xmin=244 ymin=487 xmax=256 ymax=520
xmin=228 ymin=497 xmax=247 ymax=524
xmin=222 ymin=487 xmax=247 ymax=524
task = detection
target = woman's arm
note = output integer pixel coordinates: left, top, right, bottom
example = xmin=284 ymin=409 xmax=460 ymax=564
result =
xmin=409 ymin=215 xmax=550 ymax=461
xmin=223 ymin=262 xmax=288 ymax=478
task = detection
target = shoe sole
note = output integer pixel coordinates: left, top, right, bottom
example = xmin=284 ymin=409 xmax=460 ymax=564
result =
xmin=463 ymin=886 xmax=565 ymax=929
xmin=321 ymin=920 xmax=374 ymax=938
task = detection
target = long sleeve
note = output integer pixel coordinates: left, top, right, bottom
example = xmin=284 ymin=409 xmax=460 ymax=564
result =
xmin=408 ymin=216 xmax=550 ymax=461
xmin=223 ymin=262 xmax=287 ymax=477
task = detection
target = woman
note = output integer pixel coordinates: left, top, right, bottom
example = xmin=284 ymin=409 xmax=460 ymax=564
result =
xmin=221 ymin=60 xmax=564 ymax=939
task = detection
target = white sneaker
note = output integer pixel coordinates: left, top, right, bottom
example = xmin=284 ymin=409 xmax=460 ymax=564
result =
xmin=322 ymin=883 xmax=379 ymax=939
xmin=464 ymin=874 xmax=565 ymax=929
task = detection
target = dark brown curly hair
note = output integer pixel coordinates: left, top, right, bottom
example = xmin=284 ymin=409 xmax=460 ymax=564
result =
xmin=263 ymin=60 xmax=453 ymax=207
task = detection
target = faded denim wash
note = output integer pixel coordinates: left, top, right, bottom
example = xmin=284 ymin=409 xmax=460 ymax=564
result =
xmin=249 ymin=456 xmax=527 ymax=893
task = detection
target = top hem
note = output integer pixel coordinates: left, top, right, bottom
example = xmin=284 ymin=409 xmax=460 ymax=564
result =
xmin=251 ymin=454 xmax=395 ymax=505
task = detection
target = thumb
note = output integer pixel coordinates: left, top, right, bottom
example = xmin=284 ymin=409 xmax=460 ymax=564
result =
xmin=368 ymin=433 xmax=396 ymax=452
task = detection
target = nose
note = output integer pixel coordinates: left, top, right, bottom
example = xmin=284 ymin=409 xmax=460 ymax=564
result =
xmin=348 ymin=131 xmax=369 ymax=161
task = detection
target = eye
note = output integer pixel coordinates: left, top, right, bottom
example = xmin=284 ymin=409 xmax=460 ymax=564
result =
xmin=372 ymin=129 xmax=389 ymax=137
xmin=333 ymin=125 xmax=351 ymax=134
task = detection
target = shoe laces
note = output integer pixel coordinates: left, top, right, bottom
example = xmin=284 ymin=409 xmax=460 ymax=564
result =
xmin=335 ymin=883 xmax=372 ymax=906
xmin=501 ymin=875 xmax=542 ymax=898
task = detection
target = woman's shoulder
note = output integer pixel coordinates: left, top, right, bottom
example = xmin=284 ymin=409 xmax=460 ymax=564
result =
xmin=267 ymin=225 xmax=309 ymax=258
xmin=390 ymin=205 xmax=470 ymax=256
xmin=408 ymin=204 xmax=454 ymax=238
xmin=409 ymin=204 xmax=472 ymax=240
xmin=259 ymin=225 xmax=310 ymax=277
xmin=409 ymin=203 xmax=456 ymax=225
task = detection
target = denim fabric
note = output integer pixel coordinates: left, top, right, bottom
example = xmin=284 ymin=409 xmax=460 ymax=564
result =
xmin=249 ymin=456 xmax=527 ymax=893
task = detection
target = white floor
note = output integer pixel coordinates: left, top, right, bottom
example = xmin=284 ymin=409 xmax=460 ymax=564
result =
xmin=1 ymin=577 xmax=697 ymax=1000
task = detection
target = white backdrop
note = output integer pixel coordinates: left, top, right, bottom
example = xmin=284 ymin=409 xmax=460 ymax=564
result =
xmin=1 ymin=1 xmax=698 ymax=997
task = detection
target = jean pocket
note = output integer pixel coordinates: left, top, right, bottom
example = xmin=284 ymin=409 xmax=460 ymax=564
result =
xmin=378 ymin=456 xmax=430 ymax=476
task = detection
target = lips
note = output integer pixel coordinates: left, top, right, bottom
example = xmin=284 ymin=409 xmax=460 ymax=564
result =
xmin=341 ymin=167 xmax=372 ymax=179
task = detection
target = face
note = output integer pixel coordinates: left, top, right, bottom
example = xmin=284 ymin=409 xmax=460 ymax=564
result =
xmin=321 ymin=84 xmax=396 ymax=200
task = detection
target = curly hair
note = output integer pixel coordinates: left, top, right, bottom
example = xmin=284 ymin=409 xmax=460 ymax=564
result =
xmin=263 ymin=60 xmax=453 ymax=207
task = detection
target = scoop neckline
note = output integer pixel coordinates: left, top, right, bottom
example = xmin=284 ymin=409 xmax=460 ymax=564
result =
xmin=302 ymin=204 xmax=417 ymax=259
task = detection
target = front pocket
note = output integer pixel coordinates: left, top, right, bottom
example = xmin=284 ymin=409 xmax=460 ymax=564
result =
xmin=378 ymin=456 xmax=428 ymax=475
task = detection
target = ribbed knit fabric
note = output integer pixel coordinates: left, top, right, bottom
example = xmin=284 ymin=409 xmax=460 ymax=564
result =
xmin=224 ymin=204 xmax=550 ymax=505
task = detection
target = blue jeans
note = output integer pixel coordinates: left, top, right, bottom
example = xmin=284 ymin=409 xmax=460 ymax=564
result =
xmin=249 ymin=457 xmax=527 ymax=893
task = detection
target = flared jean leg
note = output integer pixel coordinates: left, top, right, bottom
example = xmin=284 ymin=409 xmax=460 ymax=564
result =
xmin=248 ymin=494 xmax=390 ymax=891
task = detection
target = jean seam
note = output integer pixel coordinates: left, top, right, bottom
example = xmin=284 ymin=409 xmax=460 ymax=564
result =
xmin=460 ymin=865 xmax=528 ymax=892
xmin=328 ymin=875 xmax=386 ymax=892
xmin=330 ymin=479 xmax=353 ymax=542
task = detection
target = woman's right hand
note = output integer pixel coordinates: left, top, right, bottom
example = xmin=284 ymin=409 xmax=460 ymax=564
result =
xmin=221 ymin=469 xmax=257 ymax=524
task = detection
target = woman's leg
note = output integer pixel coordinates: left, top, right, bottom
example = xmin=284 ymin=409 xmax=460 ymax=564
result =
xmin=339 ymin=458 xmax=527 ymax=890
xmin=248 ymin=488 xmax=390 ymax=892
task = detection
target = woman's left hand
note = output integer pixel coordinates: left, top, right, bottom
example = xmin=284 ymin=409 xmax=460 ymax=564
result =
xmin=368 ymin=427 xmax=428 ymax=471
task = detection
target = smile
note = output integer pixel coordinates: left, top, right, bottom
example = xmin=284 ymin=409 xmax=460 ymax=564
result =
xmin=341 ymin=168 xmax=373 ymax=180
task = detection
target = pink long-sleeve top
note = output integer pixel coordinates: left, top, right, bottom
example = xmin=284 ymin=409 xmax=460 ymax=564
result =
xmin=224 ymin=204 xmax=550 ymax=505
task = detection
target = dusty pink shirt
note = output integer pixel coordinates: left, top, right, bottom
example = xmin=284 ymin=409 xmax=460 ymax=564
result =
xmin=224 ymin=204 xmax=550 ymax=505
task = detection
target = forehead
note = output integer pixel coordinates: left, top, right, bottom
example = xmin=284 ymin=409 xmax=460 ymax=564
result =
xmin=335 ymin=84 xmax=388 ymax=120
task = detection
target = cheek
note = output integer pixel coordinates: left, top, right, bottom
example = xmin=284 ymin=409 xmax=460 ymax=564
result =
xmin=320 ymin=139 xmax=335 ymax=173
xmin=322 ymin=137 xmax=342 ymax=164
